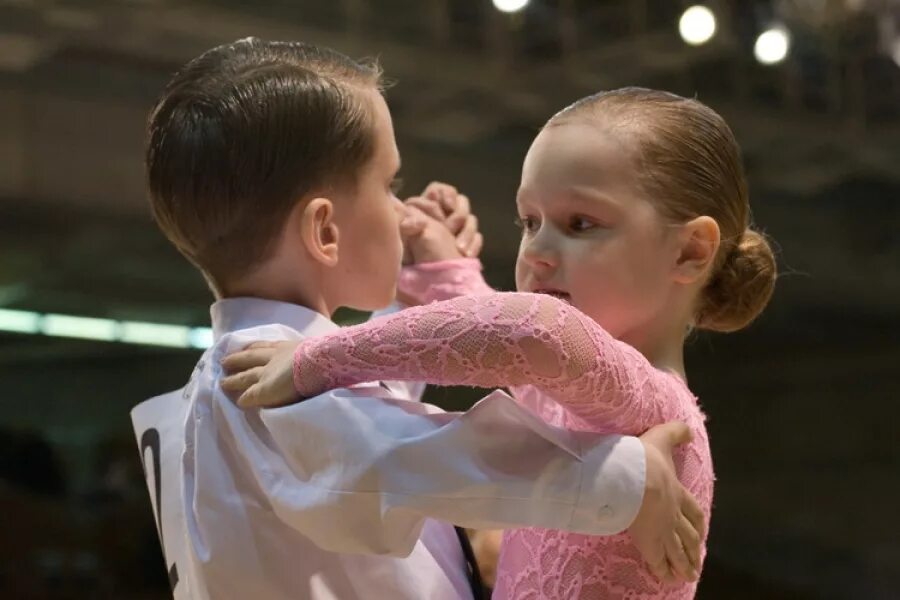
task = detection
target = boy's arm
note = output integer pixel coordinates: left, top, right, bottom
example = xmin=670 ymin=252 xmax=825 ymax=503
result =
xmin=222 ymin=318 xmax=704 ymax=580
xmin=239 ymin=386 xmax=647 ymax=553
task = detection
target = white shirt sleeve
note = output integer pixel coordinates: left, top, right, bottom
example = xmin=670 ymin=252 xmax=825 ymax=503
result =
xmin=224 ymin=383 xmax=645 ymax=557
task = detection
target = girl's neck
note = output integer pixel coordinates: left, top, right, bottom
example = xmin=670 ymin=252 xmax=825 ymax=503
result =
xmin=619 ymin=316 xmax=689 ymax=382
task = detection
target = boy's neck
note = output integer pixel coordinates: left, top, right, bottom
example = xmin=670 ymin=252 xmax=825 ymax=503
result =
xmin=222 ymin=259 xmax=333 ymax=318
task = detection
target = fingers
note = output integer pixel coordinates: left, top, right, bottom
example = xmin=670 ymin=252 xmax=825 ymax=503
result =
xmin=466 ymin=232 xmax=483 ymax=258
xmin=221 ymin=366 xmax=265 ymax=396
xmin=399 ymin=213 xmax=427 ymax=238
xmin=642 ymin=421 xmax=693 ymax=450
xmin=422 ymin=181 xmax=457 ymax=206
xmin=676 ymin=512 xmax=702 ymax=575
xmin=664 ymin=529 xmax=694 ymax=582
xmin=246 ymin=340 xmax=279 ymax=350
xmin=237 ymin=384 xmax=264 ymax=408
xmin=445 ymin=194 xmax=470 ymax=234
xmin=405 ymin=197 xmax=445 ymax=222
xmin=238 ymin=383 xmax=293 ymax=409
xmin=455 ymin=214 xmax=479 ymax=256
xmin=399 ymin=204 xmax=431 ymax=242
xmin=221 ymin=347 xmax=278 ymax=374
xmin=664 ymin=421 xmax=693 ymax=446
xmin=681 ymin=488 xmax=707 ymax=541
xmin=646 ymin=546 xmax=674 ymax=584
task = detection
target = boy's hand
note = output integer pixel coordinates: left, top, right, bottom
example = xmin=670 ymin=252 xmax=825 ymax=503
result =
xmin=221 ymin=340 xmax=301 ymax=408
xmin=630 ymin=422 xmax=706 ymax=584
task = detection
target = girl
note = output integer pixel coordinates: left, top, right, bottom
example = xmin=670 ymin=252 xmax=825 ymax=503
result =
xmin=222 ymin=87 xmax=776 ymax=598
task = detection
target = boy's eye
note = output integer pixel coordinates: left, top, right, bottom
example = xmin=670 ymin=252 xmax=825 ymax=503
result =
xmin=390 ymin=177 xmax=405 ymax=195
xmin=514 ymin=216 xmax=538 ymax=232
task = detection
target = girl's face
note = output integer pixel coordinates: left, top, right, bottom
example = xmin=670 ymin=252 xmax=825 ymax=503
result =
xmin=514 ymin=122 xmax=683 ymax=341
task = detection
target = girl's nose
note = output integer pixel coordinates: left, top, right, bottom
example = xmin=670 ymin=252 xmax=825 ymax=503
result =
xmin=520 ymin=234 xmax=560 ymax=271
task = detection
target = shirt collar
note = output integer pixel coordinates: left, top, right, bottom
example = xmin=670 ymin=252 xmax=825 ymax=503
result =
xmin=210 ymin=297 xmax=340 ymax=341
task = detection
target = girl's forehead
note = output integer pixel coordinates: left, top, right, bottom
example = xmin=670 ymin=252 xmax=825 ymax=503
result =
xmin=521 ymin=124 xmax=638 ymax=191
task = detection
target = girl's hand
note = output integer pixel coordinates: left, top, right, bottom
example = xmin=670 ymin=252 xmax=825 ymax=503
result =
xmin=221 ymin=341 xmax=303 ymax=408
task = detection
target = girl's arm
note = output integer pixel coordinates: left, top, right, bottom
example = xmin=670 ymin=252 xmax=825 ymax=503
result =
xmin=294 ymin=292 xmax=690 ymax=435
xmin=398 ymin=258 xmax=495 ymax=305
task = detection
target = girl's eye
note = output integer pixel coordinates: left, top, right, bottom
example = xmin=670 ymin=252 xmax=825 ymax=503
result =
xmin=390 ymin=177 xmax=405 ymax=195
xmin=514 ymin=216 xmax=538 ymax=232
xmin=569 ymin=216 xmax=596 ymax=232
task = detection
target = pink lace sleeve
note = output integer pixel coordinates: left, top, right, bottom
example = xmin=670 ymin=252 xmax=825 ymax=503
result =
xmin=294 ymin=292 xmax=686 ymax=434
xmin=398 ymin=258 xmax=494 ymax=305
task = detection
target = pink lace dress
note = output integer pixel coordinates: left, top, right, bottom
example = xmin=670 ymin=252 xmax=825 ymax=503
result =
xmin=293 ymin=259 xmax=714 ymax=599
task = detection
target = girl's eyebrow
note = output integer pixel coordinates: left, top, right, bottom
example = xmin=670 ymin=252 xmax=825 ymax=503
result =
xmin=516 ymin=186 xmax=621 ymax=216
xmin=564 ymin=186 xmax=622 ymax=211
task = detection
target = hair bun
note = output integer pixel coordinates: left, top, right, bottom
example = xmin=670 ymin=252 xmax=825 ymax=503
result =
xmin=696 ymin=229 xmax=776 ymax=333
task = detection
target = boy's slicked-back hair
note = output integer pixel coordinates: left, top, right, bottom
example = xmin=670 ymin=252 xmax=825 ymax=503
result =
xmin=548 ymin=87 xmax=776 ymax=333
xmin=146 ymin=38 xmax=383 ymax=290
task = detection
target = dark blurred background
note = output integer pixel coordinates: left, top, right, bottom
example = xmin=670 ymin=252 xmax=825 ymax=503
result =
xmin=0 ymin=0 xmax=898 ymax=598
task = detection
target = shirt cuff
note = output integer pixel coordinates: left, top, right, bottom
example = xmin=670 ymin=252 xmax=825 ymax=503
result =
xmin=569 ymin=434 xmax=646 ymax=535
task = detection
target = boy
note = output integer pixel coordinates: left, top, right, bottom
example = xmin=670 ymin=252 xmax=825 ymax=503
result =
xmin=132 ymin=38 xmax=701 ymax=599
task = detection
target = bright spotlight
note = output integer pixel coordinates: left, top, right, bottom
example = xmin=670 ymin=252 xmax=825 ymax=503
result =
xmin=492 ymin=0 xmax=529 ymax=14
xmin=754 ymin=26 xmax=790 ymax=65
xmin=679 ymin=6 xmax=717 ymax=46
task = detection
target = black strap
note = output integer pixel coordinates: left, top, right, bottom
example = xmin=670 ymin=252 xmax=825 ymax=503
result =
xmin=454 ymin=526 xmax=486 ymax=600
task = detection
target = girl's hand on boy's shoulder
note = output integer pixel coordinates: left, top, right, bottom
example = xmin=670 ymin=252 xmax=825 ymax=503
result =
xmin=221 ymin=341 xmax=300 ymax=408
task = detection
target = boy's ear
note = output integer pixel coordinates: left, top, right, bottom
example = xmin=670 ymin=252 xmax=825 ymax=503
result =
xmin=672 ymin=216 xmax=720 ymax=285
xmin=299 ymin=197 xmax=339 ymax=267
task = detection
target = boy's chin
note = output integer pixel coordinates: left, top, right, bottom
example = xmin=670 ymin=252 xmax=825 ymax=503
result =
xmin=347 ymin=289 xmax=397 ymax=313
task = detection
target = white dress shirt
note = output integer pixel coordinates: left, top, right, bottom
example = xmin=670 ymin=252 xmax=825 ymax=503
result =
xmin=130 ymin=297 xmax=645 ymax=600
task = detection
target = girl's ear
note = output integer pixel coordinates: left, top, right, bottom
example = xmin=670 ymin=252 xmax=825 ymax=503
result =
xmin=672 ymin=216 xmax=720 ymax=284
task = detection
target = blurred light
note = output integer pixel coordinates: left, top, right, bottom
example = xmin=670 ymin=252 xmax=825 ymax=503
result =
xmin=679 ymin=6 xmax=717 ymax=46
xmin=755 ymin=26 xmax=791 ymax=65
xmin=892 ymin=38 xmax=900 ymax=67
xmin=492 ymin=0 xmax=529 ymax=14
xmin=120 ymin=321 xmax=191 ymax=348
xmin=42 ymin=314 xmax=117 ymax=341
xmin=0 ymin=309 xmax=214 ymax=348
xmin=189 ymin=327 xmax=215 ymax=349
xmin=0 ymin=308 xmax=40 ymax=334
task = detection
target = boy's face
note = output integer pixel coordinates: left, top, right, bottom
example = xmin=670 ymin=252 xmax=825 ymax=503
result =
xmin=332 ymin=90 xmax=404 ymax=311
